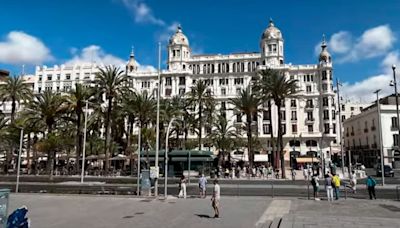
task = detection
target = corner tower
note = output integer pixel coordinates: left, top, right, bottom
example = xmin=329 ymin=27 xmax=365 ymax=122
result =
xmin=167 ymin=25 xmax=191 ymax=71
xmin=260 ymin=19 xmax=284 ymax=66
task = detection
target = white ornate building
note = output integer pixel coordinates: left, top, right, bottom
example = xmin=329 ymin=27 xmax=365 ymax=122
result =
xmin=31 ymin=20 xmax=337 ymax=166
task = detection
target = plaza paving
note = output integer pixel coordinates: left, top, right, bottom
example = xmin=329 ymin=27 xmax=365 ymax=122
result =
xmin=7 ymin=194 xmax=400 ymax=228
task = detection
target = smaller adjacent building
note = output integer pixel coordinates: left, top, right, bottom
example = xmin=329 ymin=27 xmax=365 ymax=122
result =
xmin=343 ymin=94 xmax=400 ymax=168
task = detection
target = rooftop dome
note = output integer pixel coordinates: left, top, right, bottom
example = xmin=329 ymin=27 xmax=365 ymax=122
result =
xmin=319 ymin=35 xmax=331 ymax=63
xmin=261 ymin=19 xmax=283 ymax=40
xmin=169 ymin=25 xmax=189 ymax=46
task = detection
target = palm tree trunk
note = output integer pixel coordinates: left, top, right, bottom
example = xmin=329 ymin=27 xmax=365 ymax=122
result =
xmin=247 ymin=114 xmax=253 ymax=169
xmin=47 ymin=126 xmax=54 ymax=180
xmin=267 ymin=102 xmax=276 ymax=168
xmin=198 ymin=102 xmax=203 ymax=150
xmin=104 ymin=97 xmax=113 ymax=175
xmin=276 ymin=103 xmax=286 ymax=178
xmin=75 ymin=110 xmax=82 ymax=174
xmin=27 ymin=133 xmax=31 ymax=174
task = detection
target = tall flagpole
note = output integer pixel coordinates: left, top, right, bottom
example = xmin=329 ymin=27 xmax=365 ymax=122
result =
xmin=155 ymin=42 xmax=161 ymax=196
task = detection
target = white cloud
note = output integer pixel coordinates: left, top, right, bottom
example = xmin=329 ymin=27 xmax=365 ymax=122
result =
xmin=65 ymin=45 xmax=156 ymax=72
xmin=381 ymin=51 xmax=400 ymax=74
xmin=329 ymin=31 xmax=352 ymax=54
xmin=158 ymin=21 xmax=179 ymax=42
xmin=315 ymin=25 xmax=396 ymax=64
xmin=121 ymin=0 xmax=165 ymax=26
xmin=342 ymin=25 xmax=396 ymax=62
xmin=341 ymin=74 xmax=392 ymax=103
xmin=66 ymin=45 xmax=126 ymax=67
xmin=0 ymin=31 xmax=52 ymax=65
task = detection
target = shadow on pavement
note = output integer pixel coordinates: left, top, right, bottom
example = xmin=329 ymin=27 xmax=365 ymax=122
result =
xmin=195 ymin=214 xmax=212 ymax=219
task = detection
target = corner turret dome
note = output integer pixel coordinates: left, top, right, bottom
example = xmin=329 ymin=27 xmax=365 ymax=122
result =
xmin=319 ymin=35 xmax=331 ymax=63
xmin=261 ymin=19 xmax=283 ymax=40
xmin=169 ymin=25 xmax=189 ymax=46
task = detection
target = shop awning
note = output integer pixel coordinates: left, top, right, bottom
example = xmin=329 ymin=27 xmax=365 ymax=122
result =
xmin=296 ymin=157 xmax=319 ymax=163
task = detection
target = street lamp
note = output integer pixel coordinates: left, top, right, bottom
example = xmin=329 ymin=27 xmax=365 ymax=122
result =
xmin=81 ymin=100 xmax=89 ymax=183
xmin=390 ymin=65 xmax=400 ymax=147
xmin=155 ymin=42 xmax=161 ymax=197
xmin=164 ymin=117 xmax=177 ymax=198
xmin=374 ymin=89 xmax=385 ymax=186
xmin=16 ymin=127 xmax=24 ymax=193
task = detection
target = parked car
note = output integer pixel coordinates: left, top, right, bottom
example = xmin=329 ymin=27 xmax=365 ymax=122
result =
xmin=376 ymin=165 xmax=395 ymax=177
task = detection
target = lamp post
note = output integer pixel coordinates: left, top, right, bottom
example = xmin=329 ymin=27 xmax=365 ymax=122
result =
xmin=81 ymin=100 xmax=89 ymax=183
xmin=164 ymin=118 xmax=176 ymax=198
xmin=375 ymin=89 xmax=385 ymax=186
xmin=16 ymin=128 xmax=24 ymax=193
xmin=336 ymin=79 xmax=345 ymax=177
xmin=391 ymin=65 xmax=400 ymax=146
xmin=155 ymin=42 xmax=161 ymax=197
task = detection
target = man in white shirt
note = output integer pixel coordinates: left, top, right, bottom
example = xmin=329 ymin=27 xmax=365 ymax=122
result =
xmin=211 ymin=179 xmax=220 ymax=218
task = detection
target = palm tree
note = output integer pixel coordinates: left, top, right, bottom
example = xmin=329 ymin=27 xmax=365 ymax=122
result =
xmin=132 ymin=90 xmax=156 ymax=168
xmin=229 ymin=86 xmax=261 ymax=169
xmin=188 ymin=80 xmax=214 ymax=150
xmin=256 ymin=69 xmax=298 ymax=178
xmin=0 ymin=75 xmax=33 ymax=123
xmin=207 ymin=113 xmax=238 ymax=166
xmin=95 ymin=66 xmax=127 ymax=174
xmin=66 ymin=84 xmax=95 ymax=173
xmin=23 ymin=91 xmax=67 ymax=177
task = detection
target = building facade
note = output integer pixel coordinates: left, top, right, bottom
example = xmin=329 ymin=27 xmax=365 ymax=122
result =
xmin=31 ymin=20 xmax=337 ymax=166
xmin=343 ymin=95 xmax=400 ymax=168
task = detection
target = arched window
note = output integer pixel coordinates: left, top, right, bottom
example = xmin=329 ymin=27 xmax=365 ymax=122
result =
xmin=211 ymin=64 xmax=215 ymax=73
xmin=226 ymin=63 xmax=230 ymax=73
xmin=241 ymin=62 xmax=245 ymax=72
xmin=289 ymin=140 xmax=301 ymax=147
xmin=203 ymin=64 xmax=207 ymax=74
xmin=218 ymin=64 xmax=221 ymax=73
xmin=248 ymin=62 xmax=251 ymax=72
xmin=232 ymin=63 xmax=236 ymax=73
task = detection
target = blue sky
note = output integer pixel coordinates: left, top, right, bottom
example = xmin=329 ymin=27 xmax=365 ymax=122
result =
xmin=1 ymin=0 xmax=400 ymax=101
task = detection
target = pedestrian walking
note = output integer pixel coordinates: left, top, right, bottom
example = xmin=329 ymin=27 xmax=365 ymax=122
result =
xmin=350 ymin=171 xmax=357 ymax=194
xmin=291 ymin=168 xmax=296 ymax=181
xmin=311 ymin=174 xmax=320 ymax=200
xmin=303 ymin=167 xmax=308 ymax=180
xmin=211 ymin=179 xmax=220 ymax=218
xmin=332 ymin=173 xmax=341 ymax=200
xmin=366 ymin=175 xmax=377 ymax=200
xmin=178 ymin=175 xmax=187 ymax=199
xmin=198 ymin=174 xmax=207 ymax=198
xmin=325 ymin=173 xmax=334 ymax=202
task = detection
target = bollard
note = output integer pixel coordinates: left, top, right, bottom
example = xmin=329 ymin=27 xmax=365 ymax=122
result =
xmin=307 ymin=182 xmax=310 ymax=200
xmin=396 ymin=186 xmax=400 ymax=201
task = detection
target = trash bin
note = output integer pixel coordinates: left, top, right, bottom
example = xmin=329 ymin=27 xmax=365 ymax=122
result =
xmin=0 ymin=189 xmax=10 ymax=228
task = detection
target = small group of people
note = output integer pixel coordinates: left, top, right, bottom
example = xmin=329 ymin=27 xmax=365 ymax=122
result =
xmin=310 ymin=171 xmax=378 ymax=201
xmin=178 ymin=174 xmax=221 ymax=218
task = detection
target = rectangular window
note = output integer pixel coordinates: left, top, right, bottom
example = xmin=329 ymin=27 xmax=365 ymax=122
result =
xmin=323 ymin=97 xmax=328 ymax=106
xmin=263 ymin=110 xmax=271 ymax=120
xmin=292 ymin=124 xmax=297 ymax=133
xmin=291 ymin=111 xmax=297 ymax=120
xmin=290 ymin=99 xmax=296 ymax=107
xmin=333 ymin=123 xmax=336 ymax=134
xmin=322 ymin=71 xmax=327 ymax=80
xmin=66 ymin=74 xmax=71 ymax=80
xmin=306 ymin=99 xmax=313 ymax=108
xmin=178 ymin=77 xmax=185 ymax=86
xmin=219 ymin=78 xmax=229 ymax=85
xmin=324 ymin=124 xmax=330 ymax=133
xmin=179 ymin=88 xmax=185 ymax=95
xmin=263 ymin=124 xmax=271 ymax=134
xmin=308 ymin=125 xmax=313 ymax=133
xmin=236 ymin=88 xmax=241 ymax=95
xmin=280 ymin=111 xmax=286 ymax=121
xmin=165 ymin=77 xmax=172 ymax=86
xmin=165 ymin=88 xmax=172 ymax=96
xmin=392 ymin=117 xmax=398 ymax=128
xmin=306 ymin=85 xmax=312 ymax=93
xmin=234 ymin=78 xmax=244 ymax=85
xmin=350 ymin=106 xmax=355 ymax=111
xmin=236 ymin=113 xmax=242 ymax=123
xmin=322 ymin=84 xmax=328 ymax=91
xmin=47 ymin=74 xmax=52 ymax=81
xmin=57 ymin=74 xmax=60 ymax=80
xmin=38 ymin=87 xmax=42 ymax=93
xmin=38 ymin=75 xmax=42 ymax=81
xmin=281 ymin=124 xmax=286 ymax=135
xmin=84 ymin=73 xmax=90 ymax=79
xmin=393 ymin=134 xmax=399 ymax=146
xmin=221 ymin=102 xmax=226 ymax=110
xmin=342 ymin=115 xmax=346 ymax=121
xmin=323 ymin=110 xmax=329 ymax=120
xmin=341 ymin=104 xmax=345 ymax=111
xmin=332 ymin=110 xmax=336 ymax=120
xmin=221 ymin=88 xmax=226 ymax=95
xmin=307 ymin=111 xmax=313 ymax=121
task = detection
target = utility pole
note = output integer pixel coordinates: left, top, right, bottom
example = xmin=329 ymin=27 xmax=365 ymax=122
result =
xmin=375 ymin=89 xmax=385 ymax=186
xmin=336 ymin=79 xmax=345 ymax=177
